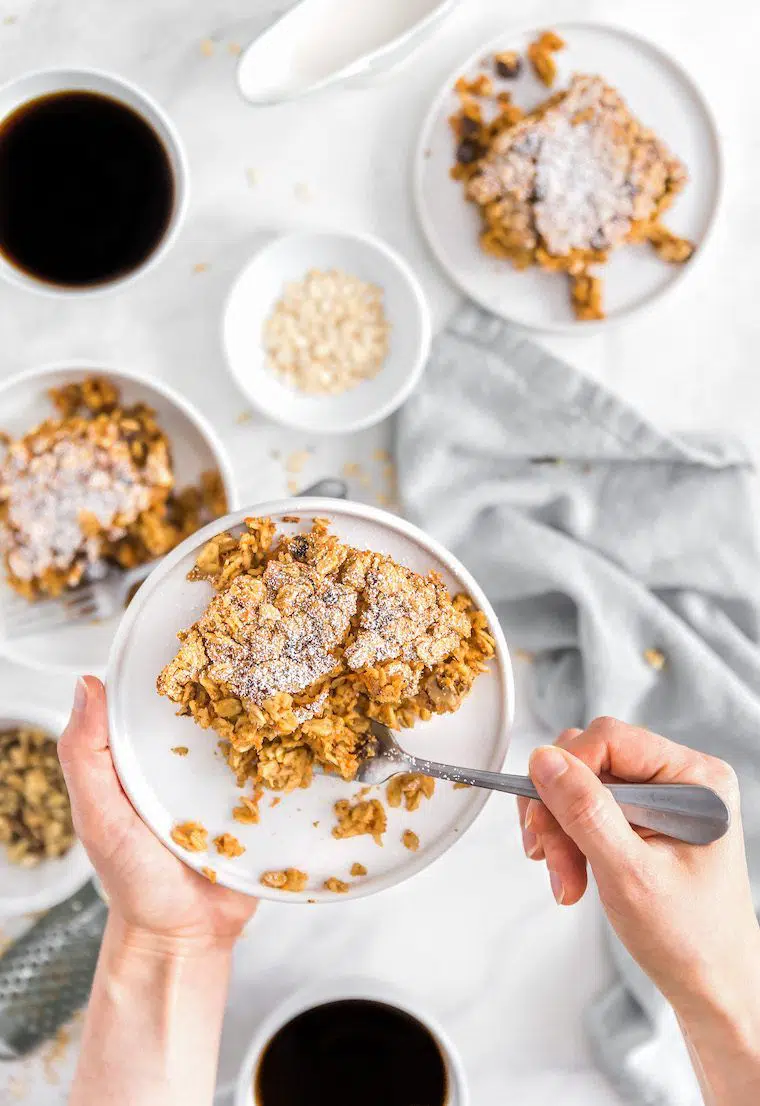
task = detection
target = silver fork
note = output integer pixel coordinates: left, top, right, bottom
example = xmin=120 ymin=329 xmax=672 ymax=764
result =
xmin=1 ymin=477 xmax=349 ymax=640
xmin=352 ymin=721 xmax=731 ymax=846
xmin=1 ymin=560 xmax=157 ymax=639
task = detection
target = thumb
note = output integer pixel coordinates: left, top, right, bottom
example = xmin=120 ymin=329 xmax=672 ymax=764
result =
xmin=58 ymin=675 xmax=133 ymax=856
xmin=529 ymin=745 xmax=643 ymax=873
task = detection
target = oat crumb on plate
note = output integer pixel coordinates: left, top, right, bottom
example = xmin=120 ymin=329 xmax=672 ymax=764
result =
xmin=402 ymin=829 xmax=420 ymax=852
xmin=171 ymin=745 xmax=189 ymax=757
xmin=171 ymin=821 xmax=208 ymax=852
xmin=201 ymin=867 xmax=217 ymax=883
xmin=233 ymin=787 xmax=264 ymax=825
xmin=213 ymin=832 xmax=245 ymax=858
xmin=350 ymin=862 xmax=367 ymax=877
xmin=324 ymin=877 xmax=350 ymax=893
xmin=333 ymin=798 xmax=387 ymax=846
xmin=386 ymin=773 xmax=436 ymax=812
xmin=527 ymin=29 xmax=566 ymax=86
xmin=260 ymin=868 xmax=308 ymax=892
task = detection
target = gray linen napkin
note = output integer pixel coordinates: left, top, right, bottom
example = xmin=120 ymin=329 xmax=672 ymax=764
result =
xmin=395 ymin=303 xmax=760 ymax=1106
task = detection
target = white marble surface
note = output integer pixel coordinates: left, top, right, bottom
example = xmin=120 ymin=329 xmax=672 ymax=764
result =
xmin=0 ymin=0 xmax=756 ymax=1101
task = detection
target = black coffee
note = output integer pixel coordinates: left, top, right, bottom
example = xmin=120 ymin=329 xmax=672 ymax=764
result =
xmin=0 ymin=89 xmax=174 ymax=287
xmin=255 ymin=999 xmax=448 ymax=1106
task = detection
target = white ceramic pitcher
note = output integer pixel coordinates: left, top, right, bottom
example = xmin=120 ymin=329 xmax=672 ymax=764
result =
xmin=236 ymin=0 xmax=458 ymax=105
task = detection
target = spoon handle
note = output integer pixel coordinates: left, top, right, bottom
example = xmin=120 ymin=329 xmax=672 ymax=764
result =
xmin=403 ymin=757 xmax=730 ymax=845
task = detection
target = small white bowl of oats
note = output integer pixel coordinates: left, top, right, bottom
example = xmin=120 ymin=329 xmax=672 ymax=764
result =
xmin=0 ymin=703 xmax=92 ymax=919
xmin=222 ymin=230 xmax=432 ymax=434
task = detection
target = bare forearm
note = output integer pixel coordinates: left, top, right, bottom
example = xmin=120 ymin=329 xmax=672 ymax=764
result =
xmin=676 ymin=942 xmax=760 ymax=1106
xmin=70 ymin=914 xmax=233 ymax=1106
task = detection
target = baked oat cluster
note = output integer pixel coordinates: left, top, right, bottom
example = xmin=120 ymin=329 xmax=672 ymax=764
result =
xmin=0 ymin=726 xmax=75 ymax=867
xmin=0 ymin=376 xmax=227 ymax=599
xmin=450 ymin=31 xmax=694 ymax=320
xmin=157 ymin=516 xmax=495 ymax=805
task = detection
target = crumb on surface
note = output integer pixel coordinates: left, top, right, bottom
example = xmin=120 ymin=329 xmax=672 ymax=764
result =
xmin=333 ymin=797 xmax=387 ymax=846
xmin=324 ymin=876 xmax=350 ymax=893
xmin=372 ymin=448 xmax=391 ymax=463
xmin=261 ymin=867 xmax=308 ymax=892
xmin=453 ymin=781 xmax=471 ymax=790
xmin=245 ymin=168 xmax=258 ymax=187
xmin=235 ymin=410 xmax=253 ymax=424
xmin=350 ymin=862 xmax=367 ymax=877
xmin=192 ymin=262 xmax=210 ymax=274
xmin=201 ymin=866 xmax=217 ymax=883
xmin=527 ymin=29 xmax=565 ymax=86
xmin=644 ymin=647 xmax=666 ymax=671
xmin=282 ymin=515 xmax=301 ymax=523
xmin=213 ymin=832 xmax=245 ymax=858
xmin=171 ymin=821 xmax=208 ymax=852
xmin=514 ymin=647 xmax=535 ymax=662
xmin=270 ymin=796 xmax=281 ymax=808
xmin=402 ymin=829 xmax=420 ymax=852
xmin=286 ymin=449 xmax=310 ymax=474
xmin=200 ymin=37 xmax=214 ymax=56
xmin=386 ymin=773 xmax=435 ymax=812
xmin=228 ymin=41 xmax=242 ymax=55
xmin=233 ymin=787 xmax=264 ymax=825
xmin=171 ymin=745 xmax=189 ymax=757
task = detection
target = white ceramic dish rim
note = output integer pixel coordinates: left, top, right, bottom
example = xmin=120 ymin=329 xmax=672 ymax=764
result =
xmin=236 ymin=0 xmax=458 ymax=104
xmin=106 ymin=497 xmax=514 ymax=904
xmin=0 ymin=359 xmax=239 ymax=676
xmin=233 ymin=976 xmax=469 ymax=1106
xmin=0 ymin=702 xmax=93 ymax=919
xmin=221 ymin=229 xmax=433 ymax=435
xmin=0 ymin=66 xmax=189 ymax=299
xmin=413 ymin=18 xmax=725 ymax=334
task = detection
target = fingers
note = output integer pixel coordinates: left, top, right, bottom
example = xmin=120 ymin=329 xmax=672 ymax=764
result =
xmin=529 ymin=744 xmax=645 ymax=877
xmin=58 ymin=675 xmax=136 ymax=858
xmin=518 ymin=730 xmax=581 ymax=865
xmin=559 ymin=717 xmax=707 ymax=785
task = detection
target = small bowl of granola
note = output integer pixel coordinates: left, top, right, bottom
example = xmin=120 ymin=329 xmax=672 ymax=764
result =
xmin=107 ymin=499 xmax=513 ymax=903
xmin=222 ymin=230 xmax=432 ymax=434
xmin=0 ymin=362 xmax=237 ymax=675
xmin=0 ymin=703 xmax=91 ymax=919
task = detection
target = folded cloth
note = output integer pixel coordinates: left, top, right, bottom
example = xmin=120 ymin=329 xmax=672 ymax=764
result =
xmin=395 ymin=303 xmax=760 ymax=1106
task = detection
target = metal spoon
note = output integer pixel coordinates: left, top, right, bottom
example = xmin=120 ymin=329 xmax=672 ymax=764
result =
xmin=353 ymin=722 xmax=730 ymax=846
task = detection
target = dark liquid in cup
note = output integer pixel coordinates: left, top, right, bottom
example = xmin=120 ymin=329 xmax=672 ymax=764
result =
xmin=255 ymin=999 xmax=448 ymax=1106
xmin=0 ymin=89 xmax=174 ymax=287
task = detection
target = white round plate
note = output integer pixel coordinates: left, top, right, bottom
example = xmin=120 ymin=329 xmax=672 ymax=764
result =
xmin=414 ymin=20 xmax=723 ymax=331
xmin=0 ymin=362 xmax=238 ymax=676
xmin=107 ymin=499 xmax=514 ymax=904
xmin=222 ymin=230 xmax=432 ymax=434
xmin=0 ymin=703 xmax=92 ymax=920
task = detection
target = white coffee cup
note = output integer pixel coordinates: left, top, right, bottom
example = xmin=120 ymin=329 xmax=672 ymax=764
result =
xmin=234 ymin=977 xmax=469 ymax=1106
xmin=0 ymin=67 xmax=188 ymax=296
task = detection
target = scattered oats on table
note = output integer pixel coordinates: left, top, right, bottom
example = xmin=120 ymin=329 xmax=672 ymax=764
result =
xmin=260 ymin=868 xmax=308 ymax=892
xmin=263 ymin=269 xmax=390 ymax=395
xmin=200 ymin=37 xmax=214 ymax=57
xmin=644 ymin=647 xmax=666 ymax=671
xmin=286 ymin=449 xmax=310 ymax=474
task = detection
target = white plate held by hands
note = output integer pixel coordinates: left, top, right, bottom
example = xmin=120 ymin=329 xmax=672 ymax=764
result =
xmin=237 ymin=0 xmax=458 ymax=104
xmin=107 ymin=499 xmax=514 ymax=904
xmin=415 ymin=20 xmax=723 ymax=331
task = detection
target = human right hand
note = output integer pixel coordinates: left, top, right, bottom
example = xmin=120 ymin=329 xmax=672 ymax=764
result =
xmin=518 ymin=718 xmax=760 ymax=1022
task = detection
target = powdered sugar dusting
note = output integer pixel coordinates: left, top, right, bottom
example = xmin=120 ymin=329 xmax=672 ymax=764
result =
xmin=1 ymin=435 xmax=153 ymax=580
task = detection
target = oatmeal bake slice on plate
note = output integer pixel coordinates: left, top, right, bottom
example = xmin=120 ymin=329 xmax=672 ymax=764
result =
xmin=415 ymin=20 xmax=722 ymax=329
xmin=108 ymin=500 xmax=513 ymax=903
xmin=0 ymin=362 xmax=235 ymax=675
